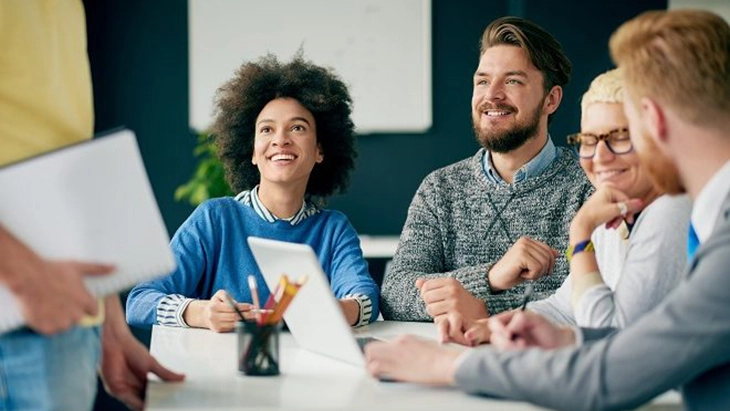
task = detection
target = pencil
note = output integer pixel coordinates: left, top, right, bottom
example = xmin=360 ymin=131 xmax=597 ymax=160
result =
xmin=248 ymin=275 xmax=261 ymax=323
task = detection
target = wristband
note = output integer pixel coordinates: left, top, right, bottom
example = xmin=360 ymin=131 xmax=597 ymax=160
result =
xmin=566 ymin=239 xmax=594 ymax=262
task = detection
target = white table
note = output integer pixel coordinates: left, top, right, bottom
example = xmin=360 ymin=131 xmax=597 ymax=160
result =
xmin=358 ymin=235 xmax=400 ymax=258
xmin=146 ymin=321 xmax=681 ymax=411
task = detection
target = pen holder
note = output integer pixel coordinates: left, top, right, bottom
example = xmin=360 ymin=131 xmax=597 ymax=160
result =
xmin=237 ymin=320 xmax=281 ymax=376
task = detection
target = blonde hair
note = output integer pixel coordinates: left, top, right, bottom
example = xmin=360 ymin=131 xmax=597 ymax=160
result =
xmin=609 ymin=9 xmax=730 ymax=126
xmin=581 ymin=68 xmax=624 ymax=115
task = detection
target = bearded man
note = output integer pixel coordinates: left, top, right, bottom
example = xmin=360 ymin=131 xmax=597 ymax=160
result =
xmin=381 ymin=16 xmax=594 ymax=322
xmin=367 ymin=9 xmax=730 ymax=411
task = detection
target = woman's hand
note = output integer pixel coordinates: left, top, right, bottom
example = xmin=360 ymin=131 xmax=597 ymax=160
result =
xmin=183 ymin=290 xmax=255 ymax=332
xmin=569 ymin=186 xmax=643 ymax=243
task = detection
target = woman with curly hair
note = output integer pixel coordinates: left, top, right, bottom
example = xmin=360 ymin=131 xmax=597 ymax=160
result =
xmin=126 ymin=54 xmax=379 ymax=332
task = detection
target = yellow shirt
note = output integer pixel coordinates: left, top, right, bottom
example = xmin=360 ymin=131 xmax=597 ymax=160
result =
xmin=0 ymin=0 xmax=93 ymax=166
xmin=0 ymin=0 xmax=102 ymax=325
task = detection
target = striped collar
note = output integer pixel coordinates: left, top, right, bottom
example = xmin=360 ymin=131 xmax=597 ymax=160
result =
xmin=234 ymin=185 xmax=319 ymax=226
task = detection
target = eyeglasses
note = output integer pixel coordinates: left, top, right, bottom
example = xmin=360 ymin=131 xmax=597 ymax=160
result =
xmin=567 ymin=127 xmax=633 ymax=159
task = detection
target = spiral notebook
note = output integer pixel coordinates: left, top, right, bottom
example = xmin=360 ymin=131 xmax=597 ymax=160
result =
xmin=0 ymin=128 xmax=176 ymax=333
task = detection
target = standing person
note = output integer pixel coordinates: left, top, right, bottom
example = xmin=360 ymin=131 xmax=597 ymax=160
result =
xmin=126 ymin=54 xmax=379 ymax=332
xmin=0 ymin=1 xmax=184 ymax=410
xmin=381 ymin=16 xmax=593 ymax=322
xmin=365 ymin=9 xmax=730 ymax=411
xmin=438 ymin=69 xmax=691 ymax=345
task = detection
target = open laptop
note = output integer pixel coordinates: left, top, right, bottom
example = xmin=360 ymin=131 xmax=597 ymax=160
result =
xmin=247 ymin=236 xmax=382 ymax=367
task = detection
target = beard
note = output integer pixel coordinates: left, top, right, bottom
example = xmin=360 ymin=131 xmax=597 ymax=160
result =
xmin=636 ymin=131 xmax=686 ymax=195
xmin=472 ymin=102 xmax=542 ymax=153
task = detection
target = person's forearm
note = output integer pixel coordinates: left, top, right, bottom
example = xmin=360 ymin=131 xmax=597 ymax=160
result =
xmin=182 ymin=300 xmax=208 ymax=328
xmin=383 ymin=260 xmax=494 ymax=321
xmin=381 ymin=267 xmax=442 ymax=321
xmin=340 ymin=299 xmax=360 ymax=325
xmin=483 ymin=290 xmax=531 ymax=316
xmin=569 ymin=252 xmax=602 ymax=307
xmin=103 ymin=295 xmax=130 ymax=337
xmin=568 ymin=219 xmax=604 ymax=310
xmin=0 ymin=225 xmax=21 ymax=283
xmin=527 ymin=286 xmax=577 ymax=326
xmin=381 ymin=183 xmax=447 ymax=321
xmin=0 ymin=224 xmax=41 ymax=290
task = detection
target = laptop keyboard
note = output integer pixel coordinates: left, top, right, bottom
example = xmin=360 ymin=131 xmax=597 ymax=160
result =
xmin=355 ymin=336 xmax=381 ymax=352
xmin=355 ymin=336 xmax=399 ymax=382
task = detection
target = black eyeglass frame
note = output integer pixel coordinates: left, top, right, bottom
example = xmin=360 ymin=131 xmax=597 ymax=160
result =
xmin=567 ymin=127 xmax=633 ymax=159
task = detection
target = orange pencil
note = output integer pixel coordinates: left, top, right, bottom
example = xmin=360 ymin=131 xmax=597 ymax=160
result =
xmin=269 ymin=279 xmax=304 ymax=323
xmin=264 ymin=275 xmax=288 ymax=309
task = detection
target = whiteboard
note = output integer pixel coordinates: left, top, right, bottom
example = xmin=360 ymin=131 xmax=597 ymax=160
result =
xmin=669 ymin=0 xmax=730 ymax=22
xmin=189 ymin=0 xmax=432 ymax=134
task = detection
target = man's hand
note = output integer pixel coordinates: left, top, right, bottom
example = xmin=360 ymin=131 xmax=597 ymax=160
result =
xmin=364 ymin=335 xmax=462 ymax=384
xmin=183 ymin=289 xmax=254 ymax=332
xmin=0 ymin=225 xmax=115 ymax=334
xmin=488 ymin=310 xmax=575 ymax=350
xmin=100 ymin=296 xmax=185 ymax=411
xmin=487 ymin=237 xmax=559 ymax=291
xmin=416 ymin=277 xmax=488 ymax=321
xmin=17 ymin=260 xmax=115 ymax=334
xmin=436 ymin=312 xmax=491 ymax=346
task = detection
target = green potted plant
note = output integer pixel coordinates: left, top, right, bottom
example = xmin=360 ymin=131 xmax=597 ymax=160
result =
xmin=175 ymin=132 xmax=233 ymax=206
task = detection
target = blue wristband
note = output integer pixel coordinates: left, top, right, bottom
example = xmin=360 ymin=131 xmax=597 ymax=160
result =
xmin=566 ymin=239 xmax=594 ymax=262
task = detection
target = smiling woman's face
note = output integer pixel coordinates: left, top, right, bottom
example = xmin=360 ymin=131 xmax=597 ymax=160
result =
xmin=580 ymin=102 xmax=655 ymax=200
xmin=252 ymin=97 xmax=323 ymax=191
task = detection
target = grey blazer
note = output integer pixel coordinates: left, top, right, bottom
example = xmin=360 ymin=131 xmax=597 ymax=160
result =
xmin=454 ymin=194 xmax=730 ymax=411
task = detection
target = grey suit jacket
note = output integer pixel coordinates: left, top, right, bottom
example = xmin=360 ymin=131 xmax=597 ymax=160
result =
xmin=454 ymin=194 xmax=730 ymax=411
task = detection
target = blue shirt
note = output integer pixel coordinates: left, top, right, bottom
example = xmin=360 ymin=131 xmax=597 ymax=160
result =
xmin=125 ymin=198 xmax=380 ymax=327
xmin=483 ymin=137 xmax=557 ymax=185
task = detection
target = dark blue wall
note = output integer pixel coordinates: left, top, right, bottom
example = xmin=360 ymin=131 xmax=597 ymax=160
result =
xmin=85 ymin=0 xmax=667 ymax=238
xmin=84 ymin=1 xmax=665 ymax=409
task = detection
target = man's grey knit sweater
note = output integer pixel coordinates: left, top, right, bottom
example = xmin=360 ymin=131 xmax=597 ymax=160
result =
xmin=381 ymin=147 xmax=594 ymax=321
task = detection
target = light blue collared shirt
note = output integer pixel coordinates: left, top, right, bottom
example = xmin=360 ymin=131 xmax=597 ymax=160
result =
xmin=482 ymin=137 xmax=557 ymax=185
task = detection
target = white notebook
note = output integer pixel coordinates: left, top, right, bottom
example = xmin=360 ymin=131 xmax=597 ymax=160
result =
xmin=0 ymin=129 xmax=177 ymax=333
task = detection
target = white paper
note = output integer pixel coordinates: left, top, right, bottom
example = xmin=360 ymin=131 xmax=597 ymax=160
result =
xmin=0 ymin=129 xmax=176 ymax=333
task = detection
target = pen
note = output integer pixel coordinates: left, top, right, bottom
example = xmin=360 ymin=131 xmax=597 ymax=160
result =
xmin=224 ymin=291 xmax=247 ymax=322
xmin=519 ymin=282 xmax=534 ymax=311
xmin=511 ymin=282 xmax=534 ymax=341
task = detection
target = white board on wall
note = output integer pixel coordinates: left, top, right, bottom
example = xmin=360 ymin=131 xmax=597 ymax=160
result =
xmin=669 ymin=0 xmax=730 ymax=21
xmin=189 ymin=0 xmax=432 ymax=134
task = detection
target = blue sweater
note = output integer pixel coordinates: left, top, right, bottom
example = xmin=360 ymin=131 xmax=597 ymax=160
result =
xmin=126 ymin=198 xmax=379 ymax=326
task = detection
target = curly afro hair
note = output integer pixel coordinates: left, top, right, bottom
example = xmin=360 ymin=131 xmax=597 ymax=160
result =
xmin=209 ymin=53 xmax=357 ymax=199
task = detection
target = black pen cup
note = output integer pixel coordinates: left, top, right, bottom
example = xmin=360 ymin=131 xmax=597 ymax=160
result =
xmin=237 ymin=320 xmax=281 ymax=376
